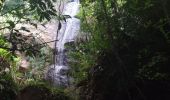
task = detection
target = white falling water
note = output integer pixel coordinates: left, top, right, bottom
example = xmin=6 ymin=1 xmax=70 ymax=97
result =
xmin=47 ymin=0 xmax=80 ymax=86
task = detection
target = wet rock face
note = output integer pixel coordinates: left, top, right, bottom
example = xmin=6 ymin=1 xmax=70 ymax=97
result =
xmin=45 ymin=66 xmax=55 ymax=83
xmin=45 ymin=0 xmax=80 ymax=87
xmin=59 ymin=67 xmax=70 ymax=75
xmin=45 ymin=65 xmax=70 ymax=87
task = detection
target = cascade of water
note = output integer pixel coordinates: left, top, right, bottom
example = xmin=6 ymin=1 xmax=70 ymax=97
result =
xmin=48 ymin=0 xmax=80 ymax=86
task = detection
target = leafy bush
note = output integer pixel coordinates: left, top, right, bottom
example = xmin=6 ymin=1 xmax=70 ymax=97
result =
xmin=0 ymin=73 xmax=18 ymax=100
xmin=16 ymin=84 xmax=70 ymax=100
xmin=69 ymin=0 xmax=170 ymax=100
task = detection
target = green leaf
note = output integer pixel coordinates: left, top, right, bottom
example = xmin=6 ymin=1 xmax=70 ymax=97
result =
xmin=39 ymin=1 xmax=46 ymax=10
xmin=47 ymin=10 xmax=56 ymax=16
xmin=1 ymin=0 xmax=24 ymax=15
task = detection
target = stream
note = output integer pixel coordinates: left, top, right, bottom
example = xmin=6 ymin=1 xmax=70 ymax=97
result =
xmin=46 ymin=0 xmax=80 ymax=87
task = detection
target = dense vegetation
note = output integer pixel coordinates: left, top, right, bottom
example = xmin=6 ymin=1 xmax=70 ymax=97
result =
xmin=68 ymin=0 xmax=170 ymax=100
xmin=0 ymin=0 xmax=170 ymax=100
xmin=0 ymin=0 xmax=68 ymax=100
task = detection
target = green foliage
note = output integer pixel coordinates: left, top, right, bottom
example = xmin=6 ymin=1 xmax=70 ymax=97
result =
xmin=69 ymin=0 xmax=170 ymax=99
xmin=1 ymin=0 xmax=24 ymax=15
xmin=0 ymin=0 xmax=70 ymax=99
xmin=28 ymin=0 xmax=57 ymax=21
xmin=78 ymin=0 xmax=170 ymax=81
xmin=66 ymin=41 xmax=95 ymax=84
xmin=15 ymin=83 xmax=70 ymax=100
xmin=0 ymin=73 xmax=18 ymax=100
xmin=0 ymin=0 xmax=55 ymax=93
xmin=0 ymin=36 xmax=16 ymax=72
xmin=0 ymin=0 xmax=58 ymax=54
xmin=1 ymin=0 xmax=57 ymax=21
xmin=25 ymin=46 xmax=53 ymax=80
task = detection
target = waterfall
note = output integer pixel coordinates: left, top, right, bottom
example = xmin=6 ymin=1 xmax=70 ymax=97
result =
xmin=47 ymin=0 xmax=80 ymax=87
